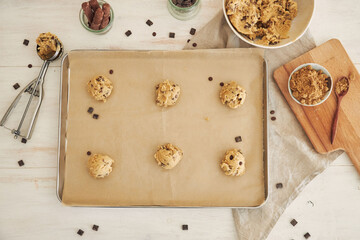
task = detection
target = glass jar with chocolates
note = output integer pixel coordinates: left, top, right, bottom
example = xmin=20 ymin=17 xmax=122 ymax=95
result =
xmin=80 ymin=0 xmax=114 ymax=34
xmin=167 ymin=0 xmax=201 ymax=21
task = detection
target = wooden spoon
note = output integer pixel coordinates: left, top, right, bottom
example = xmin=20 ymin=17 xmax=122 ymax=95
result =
xmin=331 ymin=76 xmax=350 ymax=144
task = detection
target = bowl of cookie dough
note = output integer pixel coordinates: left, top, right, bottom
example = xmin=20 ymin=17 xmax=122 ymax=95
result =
xmin=223 ymin=0 xmax=315 ymax=49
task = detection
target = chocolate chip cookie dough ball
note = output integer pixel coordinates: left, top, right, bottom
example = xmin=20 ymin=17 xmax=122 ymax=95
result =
xmin=87 ymin=154 xmax=114 ymax=179
xmin=220 ymin=149 xmax=246 ymax=177
xmin=87 ymin=75 xmax=113 ymax=102
xmin=155 ymin=80 xmax=181 ymax=107
xmin=154 ymin=143 xmax=183 ymax=169
xmin=36 ymin=32 xmax=61 ymax=60
xmin=219 ymin=81 xmax=246 ymax=109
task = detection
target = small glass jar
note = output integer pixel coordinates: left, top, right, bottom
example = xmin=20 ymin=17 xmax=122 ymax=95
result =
xmin=79 ymin=0 xmax=114 ymax=35
xmin=167 ymin=0 xmax=201 ymax=21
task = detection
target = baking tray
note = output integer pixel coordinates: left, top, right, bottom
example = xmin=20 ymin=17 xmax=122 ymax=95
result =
xmin=57 ymin=49 xmax=269 ymax=208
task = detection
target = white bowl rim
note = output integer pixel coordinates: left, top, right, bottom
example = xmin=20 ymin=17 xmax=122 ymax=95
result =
xmin=288 ymin=63 xmax=333 ymax=107
xmin=222 ymin=0 xmax=316 ymax=49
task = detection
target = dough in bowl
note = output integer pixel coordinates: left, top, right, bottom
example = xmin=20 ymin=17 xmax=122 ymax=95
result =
xmin=87 ymin=75 xmax=113 ymax=102
xmin=87 ymin=154 xmax=114 ymax=179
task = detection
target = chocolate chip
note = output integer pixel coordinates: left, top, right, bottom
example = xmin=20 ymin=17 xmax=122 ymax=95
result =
xmin=182 ymin=224 xmax=188 ymax=230
xmin=146 ymin=19 xmax=153 ymax=26
xmin=235 ymin=136 xmax=242 ymax=142
xmin=23 ymin=39 xmax=29 ymax=46
xmin=125 ymin=30 xmax=132 ymax=37
xmin=290 ymin=219 xmax=298 ymax=226
xmin=92 ymin=224 xmax=99 ymax=231
xmin=187 ymin=39 xmax=191 ymax=43
xmin=21 ymin=138 xmax=27 ymax=144
xmin=169 ymin=32 xmax=175 ymax=38
xmin=230 ymin=155 xmax=234 ymax=160
xmin=192 ymin=43 xmax=197 ymax=47
xmin=276 ymin=183 xmax=283 ymax=189
xmin=189 ymin=28 xmax=196 ymax=35
xmin=220 ymin=82 xmax=224 ymax=87
xmin=87 ymin=151 xmax=92 ymax=156
xmin=239 ymin=161 xmax=243 ymax=165
xmin=87 ymin=107 xmax=94 ymax=114
xmin=77 ymin=229 xmax=84 ymax=236
xmin=152 ymin=32 xmax=157 ymax=37
xmin=13 ymin=83 xmax=20 ymax=90
xmin=271 ymin=117 xmax=276 ymax=121
xmin=304 ymin=232 xmax=311 ymax=239
xmin=270 ymin=110 xmax=275 ymax=114
xmin=109 ymin=69 xmax=114 ymax=74
xmin=93 ymin=114 xmax=99 ymax=119
xmin=208 ymin=77 xmax=213 ymax=81
xmin=18 ymin=160 xmax=25 ymax=167
xmin=28 ymin=64 xmax=32 ymax=68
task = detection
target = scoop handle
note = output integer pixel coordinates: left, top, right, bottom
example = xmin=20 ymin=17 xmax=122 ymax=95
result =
xmin=331 ymin=97 xmax=342 ymax=144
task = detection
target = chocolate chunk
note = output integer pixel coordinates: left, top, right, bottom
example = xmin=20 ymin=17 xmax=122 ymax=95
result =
xmin=192 ymin=43 xmax=197 ymax=47
xmin=182 ymin=224 xmax=188 ymax=230
xmin=239 ymin=161 xmax=243 ymax=165
xmin=28 ymin=64 xmax=32 ymax=68
xmin=187 ymin=39 xmax=190 ymax=43
xmin=220 ymin=82 xmax=224 ymax=87
xmin=21 ymin=138 xmax=27 ymax=144
xmin=304 ymin=232 xmax=311 ymax=239
xmin=18 ymin=160 xmax=25 ymax=167
xmin=23 ymin=39 xmax=29 ymax=46
xmin=109 ymin=69 xmax=114 ymax=74
xmin=152 ymin=32 xmax=157 ymax=37
xmin=146 ymin=19 xmax=153 ymax=26
xmin=13 ymin=83 xmax=20 ymax=90
xmin=92 ymin=224 xmax=99 ymax=231
xmin=271 ymin=117 xmax=276 ymax=121
xmin=77 ymin=229 xmax=84 ymax=236
xmin=208 ymin=77 xmax=213 ymax=81
xmin=87 ymin=107 xmax=94 ymax=114
xmin=93 ymin=114 xmax=99 ymax=119
xmin=270 ymin=110 xmax=275 ymax=114
xmin=125 ymin=30 xmax=132 ymax=37
xmin=230 ymin=155 xmax=234 ymax=160
xmin=87 ymin=151 xmax=92 ymax=156
xmin=235 ymin=136 xmax=242 ymax=142
xmin=290 ymin=219 xmax=298 ymax=226
xmin=169 ymin=32 xmax=175 ymax=38
xmin=276 ymin=183 xmax=283 ymax=189
xmin=190 ymin=28 xmax=196 ymax=35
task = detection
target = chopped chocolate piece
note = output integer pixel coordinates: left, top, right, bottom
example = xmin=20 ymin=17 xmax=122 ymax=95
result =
xmin=109 ymin=69 xmax=114 ymax=74
xmin=239 ymin=161 xmax=243 ymax=165
xmin=235 ymin=136 xmax=242 ymax=142
xmin=220 ymin=82 xmax=224 ymax=87
xmin=87 ymin=151 xmax=92 ymax=156
xmin=271 ymin=116 xmax=276 ymax=121
xmin=23 ymin=39 xmax=29 ymax=46
xmin=270 ymin=110 xmax=275 ymax=114
xmin=87 ymin=107 xmax=94 ymax=114
xmin=18 ymin=160 xmax=24 ymax=167
xmin=190 ymin=28 xmax=196 ymax=35
xmin=77 ymin=229 xmax=84 ymax=236
xmin=125 ymin=30 xmax=132 ymax=37
xmin=187 ymin=39 xmax=191 ymax=43
xmin=208 ymin=77 xmax=213 ymax=81
xmin=192 ymin=43 xmax=197 ymax=47
xmin=230 ymin=155 xmax=234 ymax=160
xmin=152 ymin=32 xmax=157 ymax=37
xmin=290 ymin=219 xmax=298 ymax=226
xmin=304 ymin=232 xmax=311 ymax=239
xmin=182 ymin=224 xmax=188 ymax=230
xmin=28 ymin=64 xmax=32 ymax=68
xmin=169 ymin=32 xmax=175 ymax=38
xmin=146 ymin=19 xmax=153 ymax=26
xmin=276 ymin=183 xmax=283 ymax=189
xmin=92 ymin=224 xmax=99 ymax=231
xmin=93 ymin=114 xmax=99 ymax=119
xmin=13 ymin=83 xmax=20 ymax=90
xmin=21 ymin=138 xmax=27 ymax=144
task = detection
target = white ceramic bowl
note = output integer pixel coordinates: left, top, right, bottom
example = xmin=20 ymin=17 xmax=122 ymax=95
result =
xmin=223 ymin=0 xmax=315 ymax=49
xmin=288 ymin=63 xmax=333 ymax=107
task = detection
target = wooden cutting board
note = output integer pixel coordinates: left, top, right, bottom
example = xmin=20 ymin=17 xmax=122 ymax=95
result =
xmin=274 ymin=39 xmax=360 ymax=174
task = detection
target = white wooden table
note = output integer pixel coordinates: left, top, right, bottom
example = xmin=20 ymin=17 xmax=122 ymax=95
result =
xmin=0 ymin=0 xmax=359 ymax=239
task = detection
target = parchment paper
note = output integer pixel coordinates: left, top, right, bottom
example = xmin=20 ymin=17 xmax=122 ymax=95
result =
xmin=62 ymin=49 xmax=267 ymax=207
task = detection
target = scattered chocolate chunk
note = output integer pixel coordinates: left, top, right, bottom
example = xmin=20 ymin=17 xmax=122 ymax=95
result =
xmin=169 ymin=32 xmax=175 ymax=38
xmin=220 ymin=82 xmax=224 ymax=87
xmin=271 ymin=116 xmax=276 ymax=121
xmin=18 ymin=160 xmax=25 ymax=167
xmin=28 ymin=64 xmax=32 ymax=68
xmin=190 ymin=28 xmax=196 ymax=35
xmin=187 ymin=39 xmax=191 ymax=43
xmin=146 ymin=19 xmax=153 ymax=26
xmin=125 ymin=30 xmax=132 ymax=37
xmin=192 ymin=43 xmax=197 ymax=47
xmin=92 ymin=224 xmax=99 ymax=231
xmin=235 ymin=136 xmax=242 ymax=142
xmin=276 ymin=183 xmax=283 ymax=189
xmin=109 ymin=69 xmax=114 ymax=74
xmin=270 ymin=110 xmax=275 ymax=114
xmin=87 ymin=107 xmax=94 ymax=114
xmin=304 ymin=232 xmax=311 ymax=239
xmin=290 ymin=219 xmax=298 ymax=226
xmin=87 ymin=151 xmax=92 ymax=156
xmin=208 ymin=77 xmax=213 ymax=81
xmin=93 ymin=114 xmax=99 ymax=119
xmin=21 ymin=138 xmax=27 ymax=144
xmin=152 ymin=32 xmax=157 ymax=37
xmin=182 ymin=224 xmax=188 ymax=230
xmin=13 ymin=83 xmax=20 ymax=90
xmin=77 ymin=229 xmax=84 ymax=236
xmin=23 ymin=39 xmax=29 ymax=46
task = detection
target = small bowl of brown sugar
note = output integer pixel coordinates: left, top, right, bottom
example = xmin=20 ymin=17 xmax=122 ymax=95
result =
xmin=288 ymin=63 xmax=333 ymax=106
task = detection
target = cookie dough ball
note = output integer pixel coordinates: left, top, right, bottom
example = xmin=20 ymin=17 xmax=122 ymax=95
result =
xmin=154 ymin=143 xmax=183 ymax=169
xmin=155 ymin=80 xmax=181 ymax=107
xmin=220 ymin=149 xmax=246 ymax=177
xmin=36 ymin=32 xmax=61 ymax=60
xmin=219 ymin=81 xmax=246 ymax=109
xmin=87 ymin=75 xmax=113 ymax=102
xmin=87 ymin=154 xmax=114 ymax=179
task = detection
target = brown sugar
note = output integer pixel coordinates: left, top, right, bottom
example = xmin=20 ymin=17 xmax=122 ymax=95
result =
xmin=335 ymin=77 xmax=349 ymax=95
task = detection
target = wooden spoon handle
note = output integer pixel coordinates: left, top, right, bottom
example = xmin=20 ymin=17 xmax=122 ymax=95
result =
xmin=331 ymin=98 xmax=342 ymax=144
